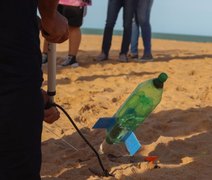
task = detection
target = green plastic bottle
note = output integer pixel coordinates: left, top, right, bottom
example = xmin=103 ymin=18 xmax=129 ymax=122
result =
xmin=106 ymin=73 xmax=168 ymax=144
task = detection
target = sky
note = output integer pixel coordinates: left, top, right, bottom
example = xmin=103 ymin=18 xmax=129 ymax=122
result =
xmin=83 ymin=0 xmax=212 ymax=36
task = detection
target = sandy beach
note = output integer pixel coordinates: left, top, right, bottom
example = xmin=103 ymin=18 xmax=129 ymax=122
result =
xmin=40 ymin=34 xmax=212 ymax=180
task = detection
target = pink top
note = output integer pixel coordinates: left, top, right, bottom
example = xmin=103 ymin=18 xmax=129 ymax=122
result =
xmin=59 ymin=0 xmax=91 ymax=7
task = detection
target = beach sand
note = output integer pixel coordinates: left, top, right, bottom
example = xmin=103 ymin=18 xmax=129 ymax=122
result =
xmin=40 ymin=34 xmax=212 ymax=180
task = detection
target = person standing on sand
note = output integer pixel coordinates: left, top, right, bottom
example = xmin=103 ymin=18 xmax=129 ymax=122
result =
xmin=42 ymin=0 xmax=91 ymax=67
xmin=0 ymin=0 xmax=68 ymax=179
xmin=95 ymin=0 xmax=137 ymax=62
xmin=129 ymin=0 xmax=154 ymax=61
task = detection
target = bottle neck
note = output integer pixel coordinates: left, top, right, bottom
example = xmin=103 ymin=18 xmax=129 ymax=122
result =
xmin=153 ymin=78 xmax=163 ymax=89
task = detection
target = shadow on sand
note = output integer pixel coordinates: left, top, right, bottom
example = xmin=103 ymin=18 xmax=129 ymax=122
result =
xmin=45 ymin=48 xmax=212 ymax=65
xmin=41 ymin=106 xmax=212 ymax=179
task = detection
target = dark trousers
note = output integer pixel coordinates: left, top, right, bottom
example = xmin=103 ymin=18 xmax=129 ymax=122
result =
xmin=0 ymin=88 xmax=43 ymax=180
xmin=135 ymin=0 xmax=153 ymax=54
xmin=102 ymin=0 xmax=137 ymax=56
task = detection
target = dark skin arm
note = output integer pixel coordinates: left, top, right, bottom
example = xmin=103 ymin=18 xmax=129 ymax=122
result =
xmin=38 ymin=0 xmax=67 ymax=123
xmin=38 ymin=0 xmax=69 ymax=43
xmin=42 ymin=89 xmax=60 ymax=124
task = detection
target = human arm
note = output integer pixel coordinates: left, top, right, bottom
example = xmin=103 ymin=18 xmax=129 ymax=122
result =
xmin=38 ymin=0 xmax=69 ymax=43
xmin=42 ymin=89 xmax=60 ymax=124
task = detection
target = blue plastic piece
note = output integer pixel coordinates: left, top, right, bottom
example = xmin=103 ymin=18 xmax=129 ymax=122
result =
xmin=123 ymin=132 xmax=142 ymax=156
xmin=92 ymin=117 xmax=116 ymax=130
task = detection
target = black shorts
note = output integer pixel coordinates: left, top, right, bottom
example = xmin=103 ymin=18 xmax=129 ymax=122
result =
xmin=58 ymin=4 xmax=84 ymax=27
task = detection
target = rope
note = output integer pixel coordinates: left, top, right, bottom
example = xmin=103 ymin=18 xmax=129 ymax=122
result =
xmin=43 ymin=124 xmax=79 ymax=151
xmin=54 ymin=103 xmax=113 ymax=177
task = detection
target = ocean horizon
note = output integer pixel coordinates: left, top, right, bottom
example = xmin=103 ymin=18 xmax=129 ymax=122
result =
xmin=81 ymin=28 xmax=212 ymax=43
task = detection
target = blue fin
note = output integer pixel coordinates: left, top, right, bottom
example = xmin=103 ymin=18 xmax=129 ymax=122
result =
xmin=123 ymin=132 xmax=141 ymax=156
xmin=92 ymin=117 xmax=116 ymax=130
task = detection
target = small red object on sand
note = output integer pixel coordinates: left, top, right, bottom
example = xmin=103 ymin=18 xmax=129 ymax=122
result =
xmin=144 ymin=156 xmax=158 ymax=163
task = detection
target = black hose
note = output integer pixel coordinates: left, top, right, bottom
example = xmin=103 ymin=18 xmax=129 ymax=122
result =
xmin=54 ymin=103 xmax=113 ymax=177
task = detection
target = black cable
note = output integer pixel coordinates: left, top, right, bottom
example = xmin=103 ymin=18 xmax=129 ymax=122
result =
xmin=54 ymin=103 xmax=113 ymax=177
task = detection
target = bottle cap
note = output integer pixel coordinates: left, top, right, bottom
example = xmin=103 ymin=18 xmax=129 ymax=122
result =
xmin=153 ymin=72 xmax=168 ymax=88
xmin=158 ymin=73 xmax=168 ymax=83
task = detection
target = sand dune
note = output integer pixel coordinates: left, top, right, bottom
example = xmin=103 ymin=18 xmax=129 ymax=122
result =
xmin=40 ymin=35 xmax=212 ymax=180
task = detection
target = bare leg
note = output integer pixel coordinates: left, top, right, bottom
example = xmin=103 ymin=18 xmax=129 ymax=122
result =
xmin=43 ymin=39 xmax=48 ymax=54
xmin=41 ymin=39 xmax=49 ymax=63
xmin=68 ymin=26 xmax=81 ymax=56
xmin=61 ymin=26 xmax=81 ymax=67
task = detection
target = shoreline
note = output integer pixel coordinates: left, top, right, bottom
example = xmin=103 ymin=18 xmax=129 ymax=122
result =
xmin=81 ymin=28 xmax=212 ymax=43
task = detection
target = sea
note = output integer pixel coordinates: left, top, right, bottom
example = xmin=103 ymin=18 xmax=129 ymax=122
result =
xmin=81 ymin=28 xmax=212 ymax=43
